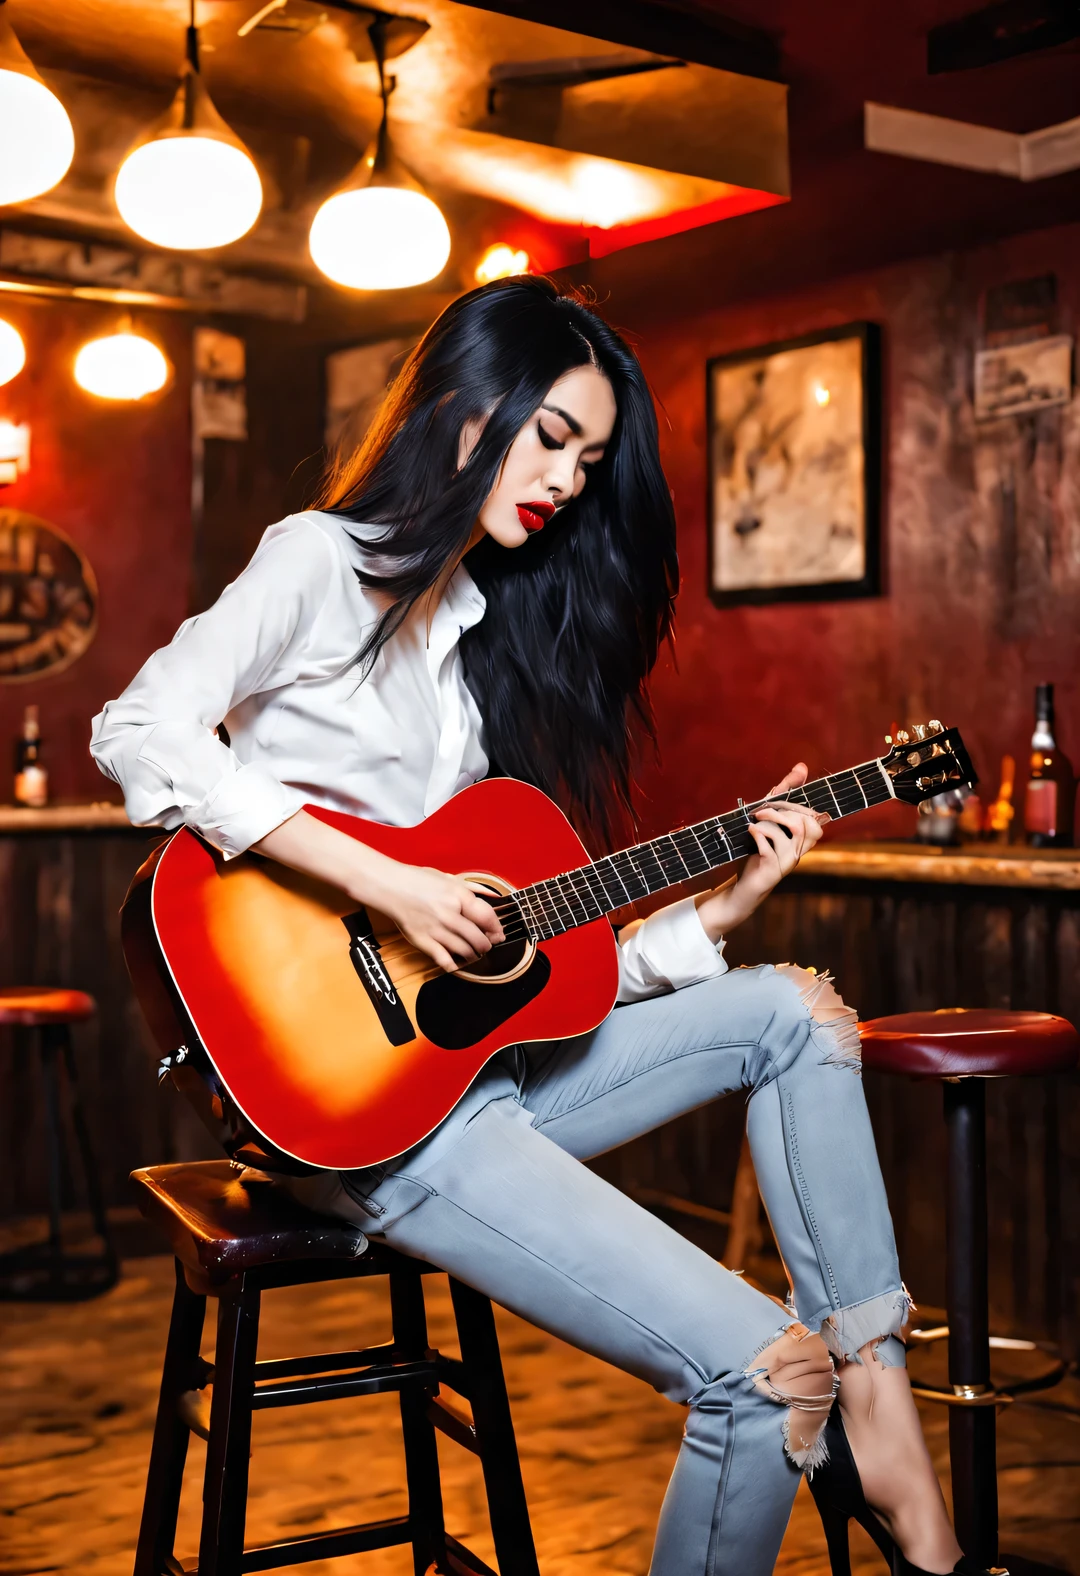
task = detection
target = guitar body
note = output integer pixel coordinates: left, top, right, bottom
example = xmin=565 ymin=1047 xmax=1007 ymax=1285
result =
xmin=123 ymin=777 xmax=619 ymax=1170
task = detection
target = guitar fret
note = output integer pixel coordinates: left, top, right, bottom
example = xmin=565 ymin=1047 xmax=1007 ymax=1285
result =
xmin=565 ymin=867 xmax=603 ymax=921
xmin=547 ymin=875 xmax=582 ymax=930
xmin=619 ymin=853 xmax=648 ymax=900
xmin=595 ymin=855 xmax=634 ymax=908
xmin=659 ymin=834 xmax=693 ymax=881
xmin=620 ymin=848 xmax=653 ymax=896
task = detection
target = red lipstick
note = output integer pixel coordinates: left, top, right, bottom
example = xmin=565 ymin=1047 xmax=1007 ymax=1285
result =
xmin=517 ymin=501 xmax=555 ymax=533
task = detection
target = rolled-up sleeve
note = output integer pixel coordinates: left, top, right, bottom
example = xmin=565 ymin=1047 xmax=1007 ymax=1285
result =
xmin=90 ymin=518 xmax=335 ymax=857
xmin=615 ymin=895 xmax=728 ymax=1004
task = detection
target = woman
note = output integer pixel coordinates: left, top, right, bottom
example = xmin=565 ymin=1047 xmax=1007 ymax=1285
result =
xmin=92 ymin=277 xmax=979 ymax=1576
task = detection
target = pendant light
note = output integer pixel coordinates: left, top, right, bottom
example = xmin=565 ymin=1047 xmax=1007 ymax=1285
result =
xmin=0 ymin=317 xmax=26 ymax=386
xmin=309 ymin=18 xmax=450 ymax=291
xmin=74 ymin=322 xmax=170 ymax=402
xmin=114 ymin=1 xmax=262 ymax=251
xmin=0 ymin=0 xmax=75 ymax=204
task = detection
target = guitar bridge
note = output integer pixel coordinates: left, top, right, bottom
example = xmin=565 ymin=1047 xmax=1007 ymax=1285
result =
xmin=342 ymin=908 xmax=416 ymax=1047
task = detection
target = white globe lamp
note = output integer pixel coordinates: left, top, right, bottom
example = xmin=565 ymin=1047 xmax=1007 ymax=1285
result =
xmin=114 ymin=13 xmax=262 ymax=251
xmin=0 ymin=2 xmax=74 ymax=204
xmin=0 ymin=317 xmax=26 ymax=386
xmin=74 ymin=331 xmax=170 ymax=402
xmin=309 ymin=19 xmax=450 ymax=291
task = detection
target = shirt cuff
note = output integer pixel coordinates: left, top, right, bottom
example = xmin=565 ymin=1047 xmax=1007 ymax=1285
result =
xmin=616 ymin=894 xmax=728 ymax=1004
xmin=189 ymin=761 xmax=304 ymax=858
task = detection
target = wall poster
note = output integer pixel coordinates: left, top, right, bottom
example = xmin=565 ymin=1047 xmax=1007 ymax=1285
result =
xmin=707 ymin=322 xmax=881 ymax=605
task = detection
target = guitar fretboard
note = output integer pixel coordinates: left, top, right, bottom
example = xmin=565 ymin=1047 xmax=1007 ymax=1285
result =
xmin=513 ymin=759 xmax=892 ymax=942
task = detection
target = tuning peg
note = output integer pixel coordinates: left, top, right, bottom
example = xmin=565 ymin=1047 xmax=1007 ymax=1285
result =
xmin=884 ymin=733 xmax=893 ymax=746
xmin=912 ymin=724 xmax=927 ymax=741
xmin=928 ymin=719 xmax=944 ymax=734
xmin=895 ymin=728 xmax=910 ymax=744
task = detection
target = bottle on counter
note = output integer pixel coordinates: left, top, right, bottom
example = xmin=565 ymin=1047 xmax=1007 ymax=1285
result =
xmin=1024 ymin=684 xmax=1075 ymax=848
xmin=13 ymin=704 xmax=48 ymax=808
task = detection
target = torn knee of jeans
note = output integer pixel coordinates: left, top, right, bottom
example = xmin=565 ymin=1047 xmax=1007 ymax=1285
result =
xmin=774 ymin=963 xmax=863 ymax=1074
xmin=744 ymin=1322 xmax=838 ymax=1475
xmin=822 ymin=1286 xmax=914 ymax=1367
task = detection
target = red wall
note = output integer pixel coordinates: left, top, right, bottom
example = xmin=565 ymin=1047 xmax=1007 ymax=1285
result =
xmin=0 ymin=295 xmax=192 ymax=803
xmin=616 ymin=220 xmax=1080 ymax=843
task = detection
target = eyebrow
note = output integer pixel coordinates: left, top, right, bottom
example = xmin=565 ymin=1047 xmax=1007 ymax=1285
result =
xmin=541 ymin=403 xmax=605 ymax=449
xmin=542 ymin=402 xmax=582 ymax=436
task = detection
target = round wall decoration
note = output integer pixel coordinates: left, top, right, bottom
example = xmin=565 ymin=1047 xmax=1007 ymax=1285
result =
xmin=0 ymin=508 xmax=97 ymax=681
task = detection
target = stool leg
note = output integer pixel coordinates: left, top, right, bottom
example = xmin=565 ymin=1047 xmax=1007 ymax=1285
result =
xmin=390 ymin=1269 xmax=446 ymax=1575
xmin=199 ymin=1279 xmax=260 ymax=1576
xmin=449 ymin=1278 xmax=539 ymax=1576
xmin=134 ymin=1260 xmax=207 ymax=1576
xmin=59 ymin=1027 xmax=117 ymax=1272
xmin=944 ymin=1079 xmax=997 ymax=1567
xmin=38 ymin=1026 xmax=66 ymax=1257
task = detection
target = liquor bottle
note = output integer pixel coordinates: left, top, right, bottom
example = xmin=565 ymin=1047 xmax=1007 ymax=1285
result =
xmin=13 ymin=704 xmax=48 ymax=808
xmin=1024 ymin=684 xmax=1075 ymax=847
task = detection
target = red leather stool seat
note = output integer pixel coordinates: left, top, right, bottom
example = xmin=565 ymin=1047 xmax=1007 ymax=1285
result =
xmin=860 ymin=1008 xmax=1080 ymax=1079
xmin=0 ymin=987 xmax=96 ymax=1027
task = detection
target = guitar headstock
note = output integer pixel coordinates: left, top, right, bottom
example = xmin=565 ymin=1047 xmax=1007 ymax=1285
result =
xmin=879 ymin=721 xmax=977 ymax=805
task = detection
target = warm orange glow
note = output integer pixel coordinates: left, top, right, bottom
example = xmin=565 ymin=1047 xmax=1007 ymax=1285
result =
xmin=475 ymin=244 xmax=531 ymax=284
xmin=814 ymin=384 xmax=831 ymax=406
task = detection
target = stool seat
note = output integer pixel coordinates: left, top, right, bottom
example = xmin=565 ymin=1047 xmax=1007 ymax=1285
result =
xmin=0 ymin=986 xmax=96 ymax=1026
xmin=131 ymin=1160 xmax=370 ymax=1286
xmin=859 ymin=1008 xmax=1080 ymax=1079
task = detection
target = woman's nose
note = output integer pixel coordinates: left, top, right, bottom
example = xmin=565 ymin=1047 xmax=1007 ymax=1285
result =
xmin=542 ymin=456 xmax=575 ymax=500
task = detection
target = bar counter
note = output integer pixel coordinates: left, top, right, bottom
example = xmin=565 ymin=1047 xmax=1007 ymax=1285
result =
xmin=0 ymin=801 xmax=136 ymax=831
xmin=798 ymin=839 xmax=1080 ymax=890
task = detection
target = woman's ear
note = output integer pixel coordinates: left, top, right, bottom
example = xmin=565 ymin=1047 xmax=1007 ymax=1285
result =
xmin=457 ymin=415 xmax=486 ymax=471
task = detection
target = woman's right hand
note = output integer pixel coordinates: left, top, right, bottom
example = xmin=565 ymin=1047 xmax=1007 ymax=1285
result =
xmin=367 ymin=860 xmax=506 ymax=973
xmin=253 ymin=810 xmax=506 ymax=974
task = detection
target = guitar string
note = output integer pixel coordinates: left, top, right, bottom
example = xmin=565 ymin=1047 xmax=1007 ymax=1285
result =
xmin=471 ymin=772 xmax=890 ymax=947
xmin=374 ymin=761 xmax=911 ymax=964
xmin=498 ymin=765 xmax=882 ymax=907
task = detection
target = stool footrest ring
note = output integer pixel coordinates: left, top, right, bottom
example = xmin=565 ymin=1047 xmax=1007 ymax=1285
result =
xmin=910 ymin=1382 xmax=1013 ymax=1408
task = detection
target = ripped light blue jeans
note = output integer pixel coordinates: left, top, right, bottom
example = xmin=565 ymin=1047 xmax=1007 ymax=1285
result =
xmin=287 ymin=963 xmax=909 ymax=1576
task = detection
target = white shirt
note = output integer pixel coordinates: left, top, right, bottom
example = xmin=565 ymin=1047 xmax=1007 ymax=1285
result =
xmin=90 ymin=511 xmax=728 ymax=1004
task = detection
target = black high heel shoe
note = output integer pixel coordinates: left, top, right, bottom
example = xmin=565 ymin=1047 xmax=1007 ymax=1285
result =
xmin=808 ymin=1409 xmax=1005 ymax=1576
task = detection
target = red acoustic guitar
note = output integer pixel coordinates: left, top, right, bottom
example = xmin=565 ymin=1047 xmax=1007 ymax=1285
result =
xmin=122 ymin=723 xmax=974 ymax=1170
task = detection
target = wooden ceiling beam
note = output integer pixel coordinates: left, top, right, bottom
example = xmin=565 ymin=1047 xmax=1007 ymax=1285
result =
xmin=401 ymin=0 xmax=783 ymax=82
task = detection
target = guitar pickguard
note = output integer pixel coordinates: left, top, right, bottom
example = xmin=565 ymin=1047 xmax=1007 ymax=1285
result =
xmin=415 ymin=949 xmax=552 ymax=1049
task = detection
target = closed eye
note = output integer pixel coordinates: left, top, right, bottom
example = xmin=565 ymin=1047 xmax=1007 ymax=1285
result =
xmin=538 ymin=422 xmax=564 ymax=451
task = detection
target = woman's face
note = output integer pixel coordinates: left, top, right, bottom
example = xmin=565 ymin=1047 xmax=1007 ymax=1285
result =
xmin=468 ymin=364 xmax=617 ymax=548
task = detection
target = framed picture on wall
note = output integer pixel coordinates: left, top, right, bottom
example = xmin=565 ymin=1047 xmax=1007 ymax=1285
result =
xmin=707 ymin=321 xmax=881 ymax=606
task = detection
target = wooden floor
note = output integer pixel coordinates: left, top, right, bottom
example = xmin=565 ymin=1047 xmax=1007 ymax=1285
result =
xmin=1 ymin=1248 xmax=1077 ymax=1576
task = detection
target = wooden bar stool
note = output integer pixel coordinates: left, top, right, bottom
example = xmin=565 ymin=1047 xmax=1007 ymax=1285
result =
xmin=0 ymin=986 xmax=118 ymax=1300
xmin=859 ymin=1008 xmax=1080 ymax=1572
xmin=130 ymin=1159 xmax=539 ymax=1576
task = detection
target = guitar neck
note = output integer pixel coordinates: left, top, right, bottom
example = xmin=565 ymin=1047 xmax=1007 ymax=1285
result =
xmin=513 ymin=758 xmax=894 ymax=941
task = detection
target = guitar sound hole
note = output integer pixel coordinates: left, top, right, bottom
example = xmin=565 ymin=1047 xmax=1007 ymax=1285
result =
xmin=454 ymin=885 xmax=533 ymax=983
xmin=460 ymin=933 xmax=530 ymax=979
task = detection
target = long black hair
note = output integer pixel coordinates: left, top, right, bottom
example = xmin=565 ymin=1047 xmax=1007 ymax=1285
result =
xmin=317 ymin=275 xmax=678 ymax=844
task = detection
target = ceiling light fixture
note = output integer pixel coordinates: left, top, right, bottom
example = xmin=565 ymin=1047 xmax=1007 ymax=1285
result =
xmin=114 ymin=0 xmax=263 ymax=251
xmin=309 ymin=17 xmax=451 ymax=291
xmin=0 ymin=318 xmax=26 ymax=386
xmin=74 ymin=327 xmax=170 ymax=402
xmin=0 ymin=0 xmax=75 ymax=205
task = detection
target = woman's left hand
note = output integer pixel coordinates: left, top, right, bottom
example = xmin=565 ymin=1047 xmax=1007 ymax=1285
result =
xmin=695 ymin=762 xmax=828 ymax=942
